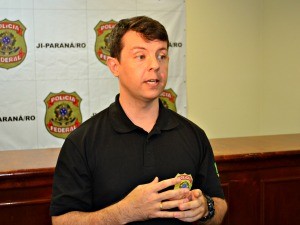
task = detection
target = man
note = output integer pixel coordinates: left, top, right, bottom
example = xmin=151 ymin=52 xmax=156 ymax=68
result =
xmin=50 ymin=16 xmax=227 ymax=224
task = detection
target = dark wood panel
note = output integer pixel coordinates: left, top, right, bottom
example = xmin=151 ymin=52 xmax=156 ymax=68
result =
xmin=0 ymin=201 xmax=52 ymax=225
xmin=261 ymin=177 xmax=300 ymax=225
xmin=0 ymin=169 xmax=54 ymax=225
xmin=217 ymin=149 xmax=300 ymax=225
xmin=220 ymin=177 xmax=260 ymax=225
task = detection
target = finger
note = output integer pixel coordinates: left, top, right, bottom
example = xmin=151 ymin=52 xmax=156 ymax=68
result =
xmin=156 ymin=210 xmax=177 ymax=219
xmin=159 ymin=188 xmax=190 ymax=202
xmin=173 ymin=208 xmax=202 ymax=221
xmin=153 ymin=177 xmax=181 ymax=192
xmin=178 ymin=214 xmax=201 ymax=223
xmin=151 ymin=176 xmax=159 ymax=184
xmin=160 ymin=198 xmax=189 ymax=210
xmin=178 ymin=199 xmax=199 ymax=211
xmin=156 ymin=207 xmax=193 ymax=219
xmin=192 ymin=189 xmax=202 ymax=199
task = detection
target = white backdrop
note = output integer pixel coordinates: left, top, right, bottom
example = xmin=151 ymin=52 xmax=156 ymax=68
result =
xmin=0 ymin=0 xmax=186 ymax=151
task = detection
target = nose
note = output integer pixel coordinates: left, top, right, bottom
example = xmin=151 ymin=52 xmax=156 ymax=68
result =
xmin=148 ymin=55 xmax=159 ymax=71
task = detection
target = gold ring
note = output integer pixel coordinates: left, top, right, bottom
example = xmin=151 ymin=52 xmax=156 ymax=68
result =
xmin=160 ymin=202 xmax=163 ymax=210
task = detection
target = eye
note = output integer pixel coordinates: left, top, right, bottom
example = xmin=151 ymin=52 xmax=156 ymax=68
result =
xmin=157 ymin=54 xmax=167 ymax=61
xmin=135 ymin=54 xmax=145 ymax=60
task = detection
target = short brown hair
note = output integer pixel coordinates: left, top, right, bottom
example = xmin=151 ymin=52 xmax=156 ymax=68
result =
xmin=108 ymin=16 xmax=169 ymax=61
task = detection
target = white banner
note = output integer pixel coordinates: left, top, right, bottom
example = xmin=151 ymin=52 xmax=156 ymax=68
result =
xmin=0 ymin=0 xmax=186 ymax=151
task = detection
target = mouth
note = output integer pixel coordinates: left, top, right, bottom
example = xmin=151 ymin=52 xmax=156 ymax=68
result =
xmin=146 ymin=79 xmax=159 ymax=84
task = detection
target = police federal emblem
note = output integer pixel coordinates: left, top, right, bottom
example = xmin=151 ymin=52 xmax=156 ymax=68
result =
xmin=160 ymin=88 xmax=177 ymax=112
xmin=0 ymin=19 xmax=27 ymax=69
xmin=174 ymin=173 xmax=193 ymax=190
xmin=94 ymin=20 xmax=117 ymax=65
xmin=44 ymin=91 xmax=82 ymax=139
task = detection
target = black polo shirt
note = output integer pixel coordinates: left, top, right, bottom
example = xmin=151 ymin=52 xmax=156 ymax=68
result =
xmin=50 ymin=95 xmax=224 ymax=224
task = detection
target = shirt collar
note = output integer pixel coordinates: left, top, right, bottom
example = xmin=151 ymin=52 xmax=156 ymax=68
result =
xmin=109 ymin=94 xmax=179 ymax=133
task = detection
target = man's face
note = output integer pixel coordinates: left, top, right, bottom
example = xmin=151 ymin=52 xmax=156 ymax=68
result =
xmin=115 ymin=30 xmax=169 ymax=103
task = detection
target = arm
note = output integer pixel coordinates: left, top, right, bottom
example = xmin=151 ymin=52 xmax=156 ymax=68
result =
xmin=52 ymin=205 xmax=124 ymax=225
xmin=52 ymin=177 xmax=190 ymax=225
xmin=205 ymin=197 xmax=227 ymax=225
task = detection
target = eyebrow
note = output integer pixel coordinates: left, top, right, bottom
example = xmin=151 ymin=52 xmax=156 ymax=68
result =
xmin=130 ymin=46 xmax=168 ymax=52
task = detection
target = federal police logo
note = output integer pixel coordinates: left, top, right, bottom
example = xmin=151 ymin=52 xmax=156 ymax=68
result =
xmin=0 ymin=19 xmax=27 ymax=69
xmin=44 ymin=91 xmax=82 ymax=139
xmin=94 ymin=20 xmax=117 ymax=65
xmin=174 ymin=173 xmax=193 ymax=190
xmin=160 ymin=88 xmax=177 ymax=112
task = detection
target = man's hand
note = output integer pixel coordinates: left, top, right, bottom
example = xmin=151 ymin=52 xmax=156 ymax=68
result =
xmin=172 ymin=189 xmax=227 ymax=225
xmin=172 ymin=189 xmax=207 ymax=222
xmin=117 ymin=176 xmax=190 ymax=223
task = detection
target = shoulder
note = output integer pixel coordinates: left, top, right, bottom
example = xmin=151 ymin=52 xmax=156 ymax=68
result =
xmin=58 ymin=106 xmax=111 ymax=165
xmin=66 ymin=106 xmax=110 ymax=144
xmin=168 ymin=109 xmax=207 ymax=135
xmin=164 ymin=109 xmax=212 ymax=149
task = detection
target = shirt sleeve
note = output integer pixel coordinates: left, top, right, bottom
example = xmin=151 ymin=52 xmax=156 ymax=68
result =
xmin=197 ymin=131 xmax=225 ymax=199
xmin=50 ymin=138 xmax=93 ymax=216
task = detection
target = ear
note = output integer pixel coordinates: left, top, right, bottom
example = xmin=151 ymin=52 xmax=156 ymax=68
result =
xmin=106 ymin=56 xmax=120 ymax=77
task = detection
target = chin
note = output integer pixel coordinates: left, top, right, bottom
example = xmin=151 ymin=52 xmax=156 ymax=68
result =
xmin=141 ymin=88 xmax=165 ymax=101
xmin=143 ymin=93 xmax=161 ymax=102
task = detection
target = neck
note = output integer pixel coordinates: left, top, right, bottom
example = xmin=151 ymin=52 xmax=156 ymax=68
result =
xmin=119 ymin=95 xmax=159 ymax=133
